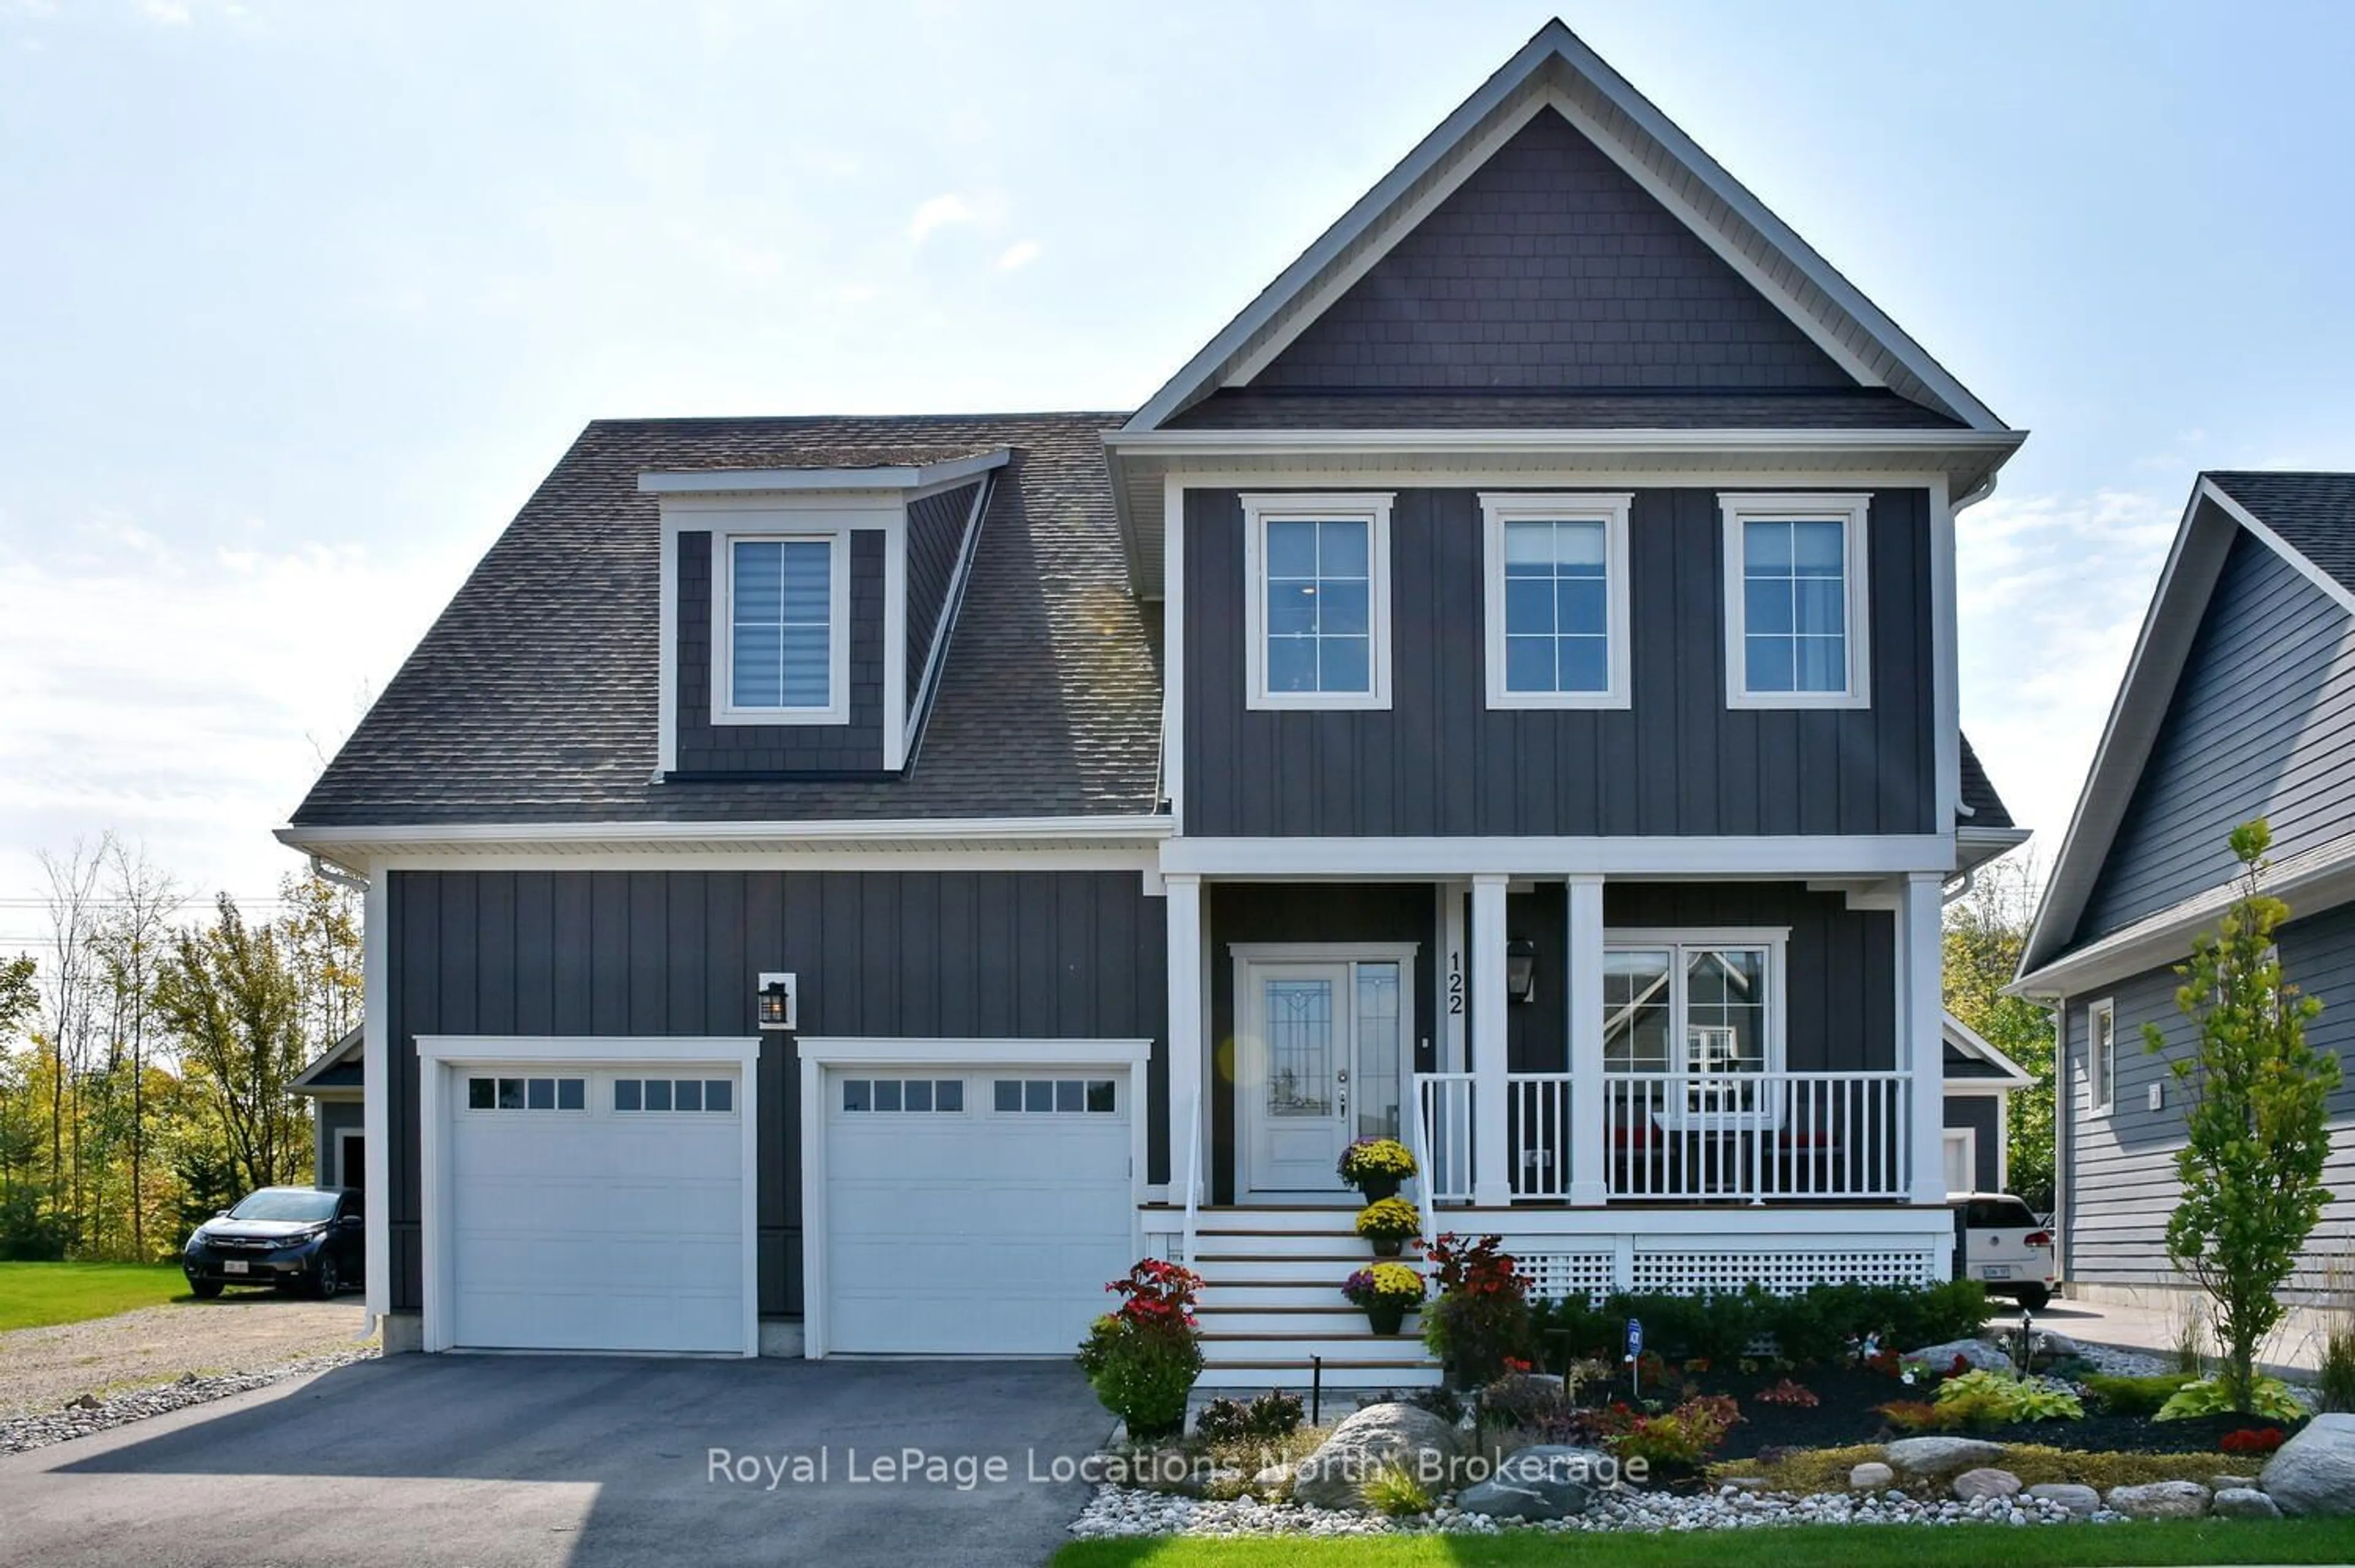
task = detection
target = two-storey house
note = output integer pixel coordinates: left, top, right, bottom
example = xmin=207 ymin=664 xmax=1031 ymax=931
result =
xmin=281 ymin=21 xmax=2026 ymax=1382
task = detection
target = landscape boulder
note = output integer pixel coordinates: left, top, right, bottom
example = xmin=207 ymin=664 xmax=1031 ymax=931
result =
xmin=1290 ymin=1402 xmax=1461 ymax=1511
xmin=1848 ymin=1461 xmax=1894 ymax=1491
xmin=1951 ymin=1467 xmax=2022 ymax=1502
xmin=2261 ymin=1412 xmax=2355 ymax=1516
xmin=2106 ymin=1481 xmax=2211 ymax=1520
xmin=1884 ymin=1436 xmax=2007 ymax=1478
xmin=2211 ymin=1487 xmax=2283 ymax=1520
xmin=2026 ymin=1483 xmax=2102 ymax=1517
xmin=1454 ymin=1445 xmax=1609 ymax=1521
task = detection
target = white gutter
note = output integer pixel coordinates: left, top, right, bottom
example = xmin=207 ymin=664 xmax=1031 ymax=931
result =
xmin=277 ymin=814 xmax=1175 ymax=852
xmin=1103 ymin=427 xmax=2028 ymax=457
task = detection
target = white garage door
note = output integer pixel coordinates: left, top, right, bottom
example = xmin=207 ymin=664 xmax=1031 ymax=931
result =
xmin=448 ymin=1065 xmax=747 ymax=1353
xmin=824 ymin=1066 xmax=1135 ymax=1353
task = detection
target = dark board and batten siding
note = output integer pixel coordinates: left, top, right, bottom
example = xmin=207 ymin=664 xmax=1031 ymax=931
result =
xmin=675 ymin=529 xmax=888 ymax=776
xmin=906 ymin=481 xmax=978 ymax=693
xmin=2078 ymin=531 xmax=2355 ymax=943
xmin=2062 ymin=898 xmax=2355 ymax=1290
xmin=1182 ymin=486 xmax=1936 ymax=838
xmin=383 ymin=868 xmax=1167 ymax=1317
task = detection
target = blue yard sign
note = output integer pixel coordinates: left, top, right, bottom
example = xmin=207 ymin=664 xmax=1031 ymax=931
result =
xmin=1625 ymin=1317 xmax=1644 ymax=1397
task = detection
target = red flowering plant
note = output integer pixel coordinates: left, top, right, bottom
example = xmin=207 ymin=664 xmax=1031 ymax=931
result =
xmin=1755 ymin=1378 xmax=1820 ymax=1409
xmin=1078 ymin=1260 xmax=1204 ymax=1440
xmin=1422 ymin=1233 xmax=1533 ymax=1387
xmin=2221 ymin=1427 xmax=2286 ymax=1456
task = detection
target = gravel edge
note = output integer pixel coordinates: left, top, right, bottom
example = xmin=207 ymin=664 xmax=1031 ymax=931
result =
xmin=0 ymin=1348 xmax=380 ymax=1456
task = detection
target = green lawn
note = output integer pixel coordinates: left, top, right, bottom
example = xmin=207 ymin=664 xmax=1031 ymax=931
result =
xmin=0 ymin=1261 xmax=190 ymax=1332
xmin=1054 ymin=1518 xmax=2355 ymax=1568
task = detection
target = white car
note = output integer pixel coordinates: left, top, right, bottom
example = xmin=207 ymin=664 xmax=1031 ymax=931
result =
xmin=1953 ymin=1192 xmax=2056 ymax=1310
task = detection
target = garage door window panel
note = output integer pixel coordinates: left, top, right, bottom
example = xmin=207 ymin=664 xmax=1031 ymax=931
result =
xmin=994 ymin=1077 xmax=1117 ymax=1114
xmin=613 ymin=1077 xmax=738 ymax=1114
xmin=467 ymin=1075 xmax=585 ymax=1113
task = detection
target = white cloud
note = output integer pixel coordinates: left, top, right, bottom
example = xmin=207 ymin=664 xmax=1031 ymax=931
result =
xmin=137 ymin=0 xmax=191 ymax=24
xmin=996 ymin=239 xmax=1042 ymax=271
xmin=1956 ymin=486 xmax=2181 ymax=884
xmin=906 ymin=193 xmax=976 ymax=243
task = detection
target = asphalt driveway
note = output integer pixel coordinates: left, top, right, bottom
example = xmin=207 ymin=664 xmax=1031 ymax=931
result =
xmin=0 ymin=1353 xmax=1112 ymax=1568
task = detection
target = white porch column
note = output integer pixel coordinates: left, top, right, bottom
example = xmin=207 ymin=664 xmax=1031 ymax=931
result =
xmin=1899 ymin=871 xmax=1948 ymax=1209
xmin=1471 ymin=873 xmax=1512 ymax=1207
xmin=1566 ymin=874 xmax=1607 ymax=1206
xmin=1165 ymin=874 xmax=1206 ymax=1214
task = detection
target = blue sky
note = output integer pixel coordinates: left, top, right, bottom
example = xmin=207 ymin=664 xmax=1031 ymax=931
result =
xmin=4 ymin=0 xmax=2354 ymax=931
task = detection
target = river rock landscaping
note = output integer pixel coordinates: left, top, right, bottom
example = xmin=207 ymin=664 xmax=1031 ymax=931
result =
xmin=0 ymin=1347 xmax=377 ymax=1455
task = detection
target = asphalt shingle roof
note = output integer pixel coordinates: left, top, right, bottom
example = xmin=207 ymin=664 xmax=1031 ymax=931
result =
xmin=290 ymin=413 xmax=1164 ymax=826
xmin=1959 ymin=733 xmax=2014 ymax=830
xmin=2205 ymin=472 xmax=2355 ymax=599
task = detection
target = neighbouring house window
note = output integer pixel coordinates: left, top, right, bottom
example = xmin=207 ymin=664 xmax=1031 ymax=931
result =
xmin=720 ymin=534 xmax=847 ymax=722
xmin=839 ymin=1077 xmax=965 ymax=1114
xmin=613 ymin=1077 xmax=736 ymax=1113
xmin=1600 ymin=935 xmax=1784 ymax=1076
xmin=2087 ymin=1000 xmax=2115 ymax=1114
xmin=1718 ymin=493 xmax=1871 ymax=708
xmin=1241 ymin=493 xmax=1392 ymax=709
xmin=992 ymin=1078 xmax=1117 ymax=1114
xmin=1481 ymin=492 xmax=1633 ymax=708
xmin=467 ymin=1076 xmax=586 ymax=1112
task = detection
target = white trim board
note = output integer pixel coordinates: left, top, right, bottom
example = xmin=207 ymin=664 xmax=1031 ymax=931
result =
xmin=638 ymin=450 xmax=1009 ymax=495
xmin=1160 ymin=835 xmax=1956 ymax=879
xmin=413 ymin=1034 xmax=762 ymax=1358
xmin=793 ymin=1037 xmax=1153 ymax=1360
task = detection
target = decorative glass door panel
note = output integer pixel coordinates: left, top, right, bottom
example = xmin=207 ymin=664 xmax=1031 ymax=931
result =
xmin=1240 ymin=956 xmax=1409 ymax=1198
xmin=1264 ymin=979 xmax=1337 ymax=1118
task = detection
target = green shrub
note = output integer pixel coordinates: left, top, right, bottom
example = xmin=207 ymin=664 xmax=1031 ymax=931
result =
xmin=1193 ymin=1390 xmax=1304 ymax=1444
xmin=0 ymin=1190 xmax=74 ymax=1262
xmin=2083 ymin=1372 xmax=2199 ymax=1417
xmin=1359 ymin=1461 xmax=1433 ymax=1516
xmin=2322 ymin=1327 xmax=2355 ymax=1414
xmin=1527 ymin=1279 xmax=1993 ymax=1370
xmin=2156 ymin=1374 xmax=2305 ymax=1423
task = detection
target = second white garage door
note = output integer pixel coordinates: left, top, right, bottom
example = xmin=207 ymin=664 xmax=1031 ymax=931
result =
xmin=446 ymin=1063 xmax=748 ymax=1354
xmin=822 ymin=1065 xmax=1136 ymax=1354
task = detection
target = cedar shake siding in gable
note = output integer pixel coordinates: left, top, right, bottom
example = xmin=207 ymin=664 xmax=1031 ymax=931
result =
xmin=906 ymin=480 xmax=979 ymax=699
xmin=2075 ymin=530 xmax=2355 ymax=943
xmin=2060 ymin=897 xmax=2355 ymax=1290
xmin=1181 ymin=486 xmax=1936 ymax=837
xmin=674 ymin=528 xmax=888 ymax=776
xmin=382 ymin=868 xmax=1168 ymax=1315
xmin=1252 ymin=110 xmax=1856 ymax=394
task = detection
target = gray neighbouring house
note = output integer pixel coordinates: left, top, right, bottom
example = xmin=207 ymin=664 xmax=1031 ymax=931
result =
xmin=2013 ymin=472 xmax=2355 ymax=1318
xmin=288 ymin=1027 xmax=366 ymax=1191
xmin=279 ymin=21 xmax=2031 ymax=1380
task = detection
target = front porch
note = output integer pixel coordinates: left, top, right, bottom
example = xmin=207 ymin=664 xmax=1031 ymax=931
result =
xmin=1151 ymin=871 xmax=1955 ymax=1374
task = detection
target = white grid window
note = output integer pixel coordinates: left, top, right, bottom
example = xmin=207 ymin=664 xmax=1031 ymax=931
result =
xmin=1718 ymin=493 xmax=1871 ymax=709
xmin=1241 ymin=494 xmax=1393 ymax=710
xmin=714 ymin=528 xmax=850 ymax=725
xmin=1482 ymin=492 xmax=1632 ymax=709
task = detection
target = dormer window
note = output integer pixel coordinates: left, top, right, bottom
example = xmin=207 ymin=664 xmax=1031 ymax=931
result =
xmin=724 ymin=535 xmax=846 ymax=720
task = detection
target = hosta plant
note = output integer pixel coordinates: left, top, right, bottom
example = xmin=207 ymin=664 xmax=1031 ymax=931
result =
xmin=2156 ymin=1374 xmax=2305 ymax=1423
xmin=1932 ymin=1368 xmax=2083 ymax=1427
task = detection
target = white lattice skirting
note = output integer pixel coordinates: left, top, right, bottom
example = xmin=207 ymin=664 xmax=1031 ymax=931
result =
xmin=1515 ymin=1242 xmax=1939 ymax=1302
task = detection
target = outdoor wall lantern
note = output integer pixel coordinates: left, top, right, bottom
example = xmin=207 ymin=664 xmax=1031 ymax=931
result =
xmin=1505 ymin=939 xmax=1537 ymax=1006
xmin=757 ymin=973 xmax=797 ymax=1031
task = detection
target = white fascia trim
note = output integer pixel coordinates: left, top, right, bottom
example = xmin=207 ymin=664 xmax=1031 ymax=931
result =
xmin=1480 ymin=492 xmax=1633 ymax=709
xmin=1227 ymin=941 xmax=1421 ymax=963
xmin=1160 ymin=835 xmax=1953 ymax=879
xmin=1718 ymin=492 xmax=1873 ymax=711
xmin=1240 ymin=492 xmax=1395 ymax=711
xmin=280 ymin=816 xmax=1174 ymax=850
xmin=2017 ymin=482 xmax=2239 ymax=973
xmin=1162 ymin=473 xmax=1185 ymax=827
xmin=1930 ymin=476 xmax=1960 ymax=828
xmin=1941 ymin=1010 xmax=2034 ymax=1088
xmin=1106 ymin=429 xmax=2026 ymax=459
xmin=638 ymin=450 xmax=1010 ymax=495
xmin=414 ymin=1033 xmax=762 ymax=1359
xmin=657 ymin=522 xmax=680 ymax=776
xmin=360 ymin=868 xmax=388 ymax=1319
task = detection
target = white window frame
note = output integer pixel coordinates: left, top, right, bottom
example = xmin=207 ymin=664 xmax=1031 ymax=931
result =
xmin=1240 ymin=492 xmax=1393 ymax=711
xmin=1718 ymin=492 xmax=1872 ymax=710
xmin=1480 ymin=491 xmax=1633 ymax=709
xmin=712 ymin=526 xmax=852 ymax=725
xmin=2086 ymin=997 xmax=2116 ymax=1115
xmin=1599 ymin=927 xmax=1791 ymax=1077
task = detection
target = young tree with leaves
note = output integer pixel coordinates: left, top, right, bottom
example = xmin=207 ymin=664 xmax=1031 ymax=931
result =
xmin=153 ymin=895 xmax=313 ymax=1194
xmin=2151 ymin=819 xmax=2340 ymax=1411
xmin=1942 ymin=854 xmax=2056 ymax=1209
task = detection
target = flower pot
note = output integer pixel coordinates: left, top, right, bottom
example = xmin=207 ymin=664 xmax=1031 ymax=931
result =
xmin=1355 ymin=1176 xmax=1403 ymax=1203
xmin=1366 ymin=1299 xmax=1409 ymax=1336
xmin=1371 ymin=1236 xmax=1406 ymax=1258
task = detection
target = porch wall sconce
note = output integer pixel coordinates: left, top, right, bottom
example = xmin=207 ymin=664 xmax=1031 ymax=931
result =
xmin=1505 ymin=939 xmax=1537 ymax=1006
xmin=757 ymin=973 xmax=798 ymax=1031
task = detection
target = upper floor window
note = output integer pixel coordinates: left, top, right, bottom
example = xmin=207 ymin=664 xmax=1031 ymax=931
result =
xmin=718 ymin=532 xmax=849 ymax=724
xmin=2086 ymin=998 xmax=2115 ymax=1114
xmin=1241 ymin=493 xmax=1393 ymax=710
xmin=1480 ymin=492 xmax=1632 ymax=709
xmin=1718 ymin=493 xmax=1871 ymax=709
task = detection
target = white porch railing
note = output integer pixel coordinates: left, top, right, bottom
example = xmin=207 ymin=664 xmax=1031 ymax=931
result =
xmin=1181 ymin=1091 xmax=1203 ymax=1265
xmin=1411 ymin=1069 xmax=1915 ymax=1206
xmin=1414 ymin=1072 xmax=1476 ymax=1206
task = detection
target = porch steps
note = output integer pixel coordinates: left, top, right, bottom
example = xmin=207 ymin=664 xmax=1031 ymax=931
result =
xmin=1187 ymin=1207 xmax=1441 ymax=1390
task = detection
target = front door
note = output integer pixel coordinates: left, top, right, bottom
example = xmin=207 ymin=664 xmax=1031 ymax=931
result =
xmin=1238 ymin=956 xmax=1407 ymax=1198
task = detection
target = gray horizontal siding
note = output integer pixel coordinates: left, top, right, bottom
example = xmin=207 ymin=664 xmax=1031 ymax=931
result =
xmin=2064 ymin=897 xmax=2355 ymax=1290
xmin=675 ymin=528 xmax=888 ymax=775
xmin=384 ymin=868 xmax=1167 ymax=1317
xmin=1254 ymin=109 xmax=1853 ymax=393
xmin=2079 ymin=530 xmax=2355 ymax=941
xmin=1182 ymin=486 xmax=1934 ymax=837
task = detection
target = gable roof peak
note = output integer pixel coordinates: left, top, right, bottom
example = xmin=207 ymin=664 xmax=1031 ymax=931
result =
xmin=1122 ymin=20 xmax=2008 ymax=437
